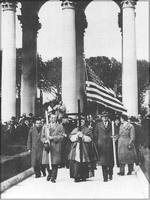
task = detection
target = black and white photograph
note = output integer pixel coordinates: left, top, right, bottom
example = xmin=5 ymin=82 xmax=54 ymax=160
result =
xmin=0 ymin=0 xmax=149 ymax=199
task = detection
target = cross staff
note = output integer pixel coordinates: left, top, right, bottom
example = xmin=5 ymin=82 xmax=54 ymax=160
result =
xmin=45 ymin=110 xmax=52 ymax=170
xmin=77 ymin=99 xmax=83 ymax=163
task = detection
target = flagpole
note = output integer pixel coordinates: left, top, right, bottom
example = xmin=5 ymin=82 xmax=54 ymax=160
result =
xmin=85 ymin=64 xmax=90 ymax=115
xmin=45 ymin=110 xmax=52 ymax=170
xmin=112 ymin=120 xmax=117 ymax=167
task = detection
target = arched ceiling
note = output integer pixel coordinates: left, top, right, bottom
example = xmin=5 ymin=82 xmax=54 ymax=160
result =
xmin=18 ymin=0 xmax=121 ymax=15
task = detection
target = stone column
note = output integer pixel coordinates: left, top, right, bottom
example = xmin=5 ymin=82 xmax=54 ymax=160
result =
xmin=76 ymin=9 xmax=87 ymax=113
xmin=0 ymin=4 xmax=2 ymax=72
xmin=122 ymin=0 xmax=138 ymax=116
xmin=18 ymin=10 xmax=41 ymax=115
xmin=61 ymin=0 xmax=77 ymax=113
xmin=0 ymin=5 xmax=2 ymax=51
xmin=1 ymin=1 xmax=17 ymax=122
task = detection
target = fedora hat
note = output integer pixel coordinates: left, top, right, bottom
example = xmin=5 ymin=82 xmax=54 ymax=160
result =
xmin=129 ymin=116 xmax=138 ymax=122
xmin=101 ymin=111 xmax=109 ymax=117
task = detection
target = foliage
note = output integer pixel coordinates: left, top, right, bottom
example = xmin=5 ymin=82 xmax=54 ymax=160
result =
xmin=85 ymin=56 xmax=122 ymax=95
xmin=37 ymin=56 xmax=62 ymax=100
xmin=15 ymin=51 xmax=149 ymax=114
xmin=137 ymin=60 xmax=150 ymax=114
xmin=86 ymin=57 xmax=150 ymax=114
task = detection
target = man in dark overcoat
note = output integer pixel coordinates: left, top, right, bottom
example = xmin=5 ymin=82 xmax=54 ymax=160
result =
xmin=27 ymin=118 xmax=44 ymax=178
xmin=19 ymin=117 xmax=30 ymax=145
xmin=94 ymin=111 xmax=118 ymax=182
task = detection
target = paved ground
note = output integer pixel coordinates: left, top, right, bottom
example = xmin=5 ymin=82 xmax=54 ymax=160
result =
xmin=1 ymin=165 xmax=149 ymax=199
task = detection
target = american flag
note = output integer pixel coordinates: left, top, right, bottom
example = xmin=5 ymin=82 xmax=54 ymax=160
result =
xmin=85 ymin=65 xmax=127 ymax=113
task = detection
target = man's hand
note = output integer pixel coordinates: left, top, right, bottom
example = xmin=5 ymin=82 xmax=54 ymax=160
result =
xmin=88 ymin=125 xmax=93 ymax=130
xmin=48 ymin=136 xmax=53 ymax=141
xmin=77 ymin=131 xmax=83 ymax=138
xmin=27 ymin=149 xmax=31 ymax=153
xmin=111 ymin=135 xmax=117 ymax=141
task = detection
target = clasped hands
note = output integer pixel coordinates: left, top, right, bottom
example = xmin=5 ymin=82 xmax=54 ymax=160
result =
xmin=77 ymin=131 xmax=83 ymax=138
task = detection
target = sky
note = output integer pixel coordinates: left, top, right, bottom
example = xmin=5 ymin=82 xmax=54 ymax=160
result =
xmin=15 ymin=0 xmax=149 ymax=63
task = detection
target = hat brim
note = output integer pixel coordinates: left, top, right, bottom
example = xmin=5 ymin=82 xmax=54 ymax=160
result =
xmin=101 ymin=114 xmax=109 ymax=117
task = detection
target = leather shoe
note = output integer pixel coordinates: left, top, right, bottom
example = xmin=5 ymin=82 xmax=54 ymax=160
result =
xmin=127 ymin=172 xmax=132 ymax=175
xmin=47 ymin=175 xmax=51 ymax=181
xmin=103 ymin=179 xmax=108 ymax=182
xmin=117 ymin=172 xmax=124 ymax=176
xmin=109 ymin=176 xmax=113 ymax=180
xmin=35 ymin=175 xmax=41 ymax=178
xmin=43 ymin=172 xmax=46 ymax=177
xmin=51 ymin=178 xmax=56 ymax=183
xmin=74 ymin=178 xmax=80 ymax=183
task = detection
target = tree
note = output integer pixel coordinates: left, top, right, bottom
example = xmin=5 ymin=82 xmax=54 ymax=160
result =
xmin=86 ymin=56 xmax=150 ymax=115
xmin=37 ymin=56 xmax=62 ymax=101
xmin=86 ymin=56 xmax=122 ymax=94
xmin=15 ymin=51 xmax=62 ymax=101
xmin=15 ymin=53 xmax=149 ymax=115
xmin=137 ymin=60 xmax=150 ymax=115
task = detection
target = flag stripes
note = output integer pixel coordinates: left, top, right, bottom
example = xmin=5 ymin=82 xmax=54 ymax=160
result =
xmin=85 ymin=65 xmax=127 ymax=113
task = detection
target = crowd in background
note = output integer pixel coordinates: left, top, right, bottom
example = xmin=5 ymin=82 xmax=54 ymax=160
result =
xmin=1 ymin=109 xmax=149 ymax=149
xmin=1 ymin=102 xmax=150 ymax=183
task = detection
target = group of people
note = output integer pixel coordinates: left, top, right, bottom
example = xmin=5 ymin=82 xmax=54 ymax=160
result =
xmin=1 ymin=113 xmax=45 ymax=146
xmin=26 ymin=109 xmax=146 ymax=183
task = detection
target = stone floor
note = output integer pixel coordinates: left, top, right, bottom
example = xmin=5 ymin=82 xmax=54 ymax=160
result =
xmin=1 ymin=165 xmax=149 ymax=199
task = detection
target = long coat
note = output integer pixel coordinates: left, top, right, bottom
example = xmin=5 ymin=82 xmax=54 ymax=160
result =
xmin=27 ymin=127 xmax=44 ymax=167
xmin=94 ymin=121 xmax=117 ymax=166
xmin=19 ymin=123 xmax=30 ymax=145
xmin=118 ymin=122 xmax=137 ymax=164
xmin=41 ymin=123 xmax=64 ymax=165
xmin=68 ymin=126 xmax=99 ymax=163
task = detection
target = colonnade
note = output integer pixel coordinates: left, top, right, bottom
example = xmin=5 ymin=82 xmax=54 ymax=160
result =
xmin=1 ymin=0 xmax=138 ymax=122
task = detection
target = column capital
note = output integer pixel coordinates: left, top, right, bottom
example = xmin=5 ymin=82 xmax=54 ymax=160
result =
xmin=121 ymin=0 xmax=137 ymax=9
xmin=61 ymin=0 xmax=76 ymax=10
xmin=1 ymin=1 xmax=17 ymax=12
xmin=18 ymin=12 xmax=41 ymax=35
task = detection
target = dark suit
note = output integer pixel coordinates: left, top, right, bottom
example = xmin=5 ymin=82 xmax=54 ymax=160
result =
xmin=94 ymin=120 xmax=117 ymax=181
xmin=27 ymin=127 xmax=44 ymax=177
xmin=19 ymin=122 xmax=30 ymax=145
xmin=131 ymin=122 xmax=144 ymax=164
